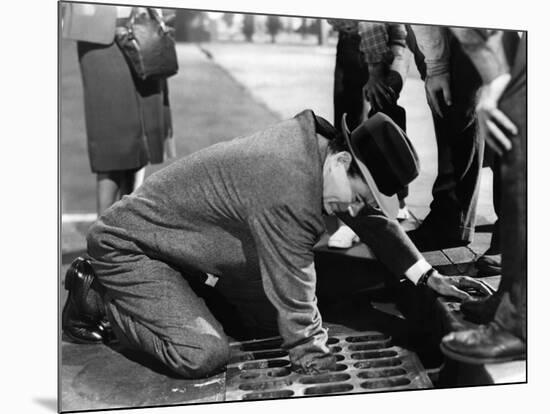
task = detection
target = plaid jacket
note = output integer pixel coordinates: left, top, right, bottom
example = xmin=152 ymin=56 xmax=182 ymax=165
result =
xmin=327 ymin=19 xmax=407 ymax=65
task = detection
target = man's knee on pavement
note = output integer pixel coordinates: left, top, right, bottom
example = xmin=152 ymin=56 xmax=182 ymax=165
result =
xmin=166 ymin=334 xmax=230 ymax=379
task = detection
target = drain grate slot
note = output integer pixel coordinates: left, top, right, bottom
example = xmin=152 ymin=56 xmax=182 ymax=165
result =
xmin=239 ymin=379 xmax=294 ymax=391
xmin=353 ymin=358 xmax=402 ymax=369
xmin=348 ymin=340 xmax=392 ymax=351
xmin=251 ymin=350 xmax=288 ymax=360
xmin=226 ymin=331 xmax=432 ymax=400
xmin=299 ymin=373 xmax=351 ymax=384
xmin=240 ymin=372 xmax=261 ymax=380
xmin=345 ymin=334 xmax=389 ymax=343
xmin=267 ymin=367 xmax=292 ymax=377
xmin=330 ymin=364 xmax=348 ymax=372
xmin=242 ymin=359 xmax=290 ymax=370
xmin=357 ymin=368 xmax=407 ymax=379
xmin=351 ymin=350 xmax=398 ymax=360
xmin=303 ymin=384 xmax=354 ymax=395
xmin=242 ymin=390 xmax=294 ymax=400
xmin=360 ymin=377 xmax=411 ymax=389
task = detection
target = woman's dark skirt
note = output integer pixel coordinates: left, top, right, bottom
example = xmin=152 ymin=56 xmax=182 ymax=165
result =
xmin=77 ymin=40 xmax=173 ymax=173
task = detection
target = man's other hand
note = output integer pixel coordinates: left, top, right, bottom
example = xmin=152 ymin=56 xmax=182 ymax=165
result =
xmin=477 ymin=73 xmax=518 ymax=156
xmin=292 ymin=353 xmax=338 ymax=375
xmin=427 ymin=273 xmax=494 ymax=301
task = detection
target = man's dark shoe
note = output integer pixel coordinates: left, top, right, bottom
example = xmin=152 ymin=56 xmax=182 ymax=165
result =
xmin=62 ymin=257 xmax=110 ymax=344
xmin=440 ymin=322 xmax=526 ymax=364
xmin=461 ymin=292 xmax=502 ymax=324
xmin=406 ymin=224 xmax=469 ymax=252
xmin=475 ymin=253 xmax=502 ymax=276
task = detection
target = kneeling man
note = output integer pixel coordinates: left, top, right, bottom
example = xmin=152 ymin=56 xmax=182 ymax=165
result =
xmin=62 ymin=110 xmax=490 ymax=378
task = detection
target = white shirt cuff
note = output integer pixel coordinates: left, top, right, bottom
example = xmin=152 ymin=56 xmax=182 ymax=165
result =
xmin=404 ymin=259 xmax=432 ymax=285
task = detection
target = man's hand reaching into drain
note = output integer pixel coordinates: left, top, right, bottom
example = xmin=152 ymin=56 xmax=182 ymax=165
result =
xmin=426 ymin=272 xmax=494 ymax=301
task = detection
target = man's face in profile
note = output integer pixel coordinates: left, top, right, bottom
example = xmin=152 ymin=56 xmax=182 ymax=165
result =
xmin=322 ymin=151 xmax=376 ymax=217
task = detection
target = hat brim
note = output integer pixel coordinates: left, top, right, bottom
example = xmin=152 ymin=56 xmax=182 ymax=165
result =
xmin=342 ymin=114 xmax=399 ymax=219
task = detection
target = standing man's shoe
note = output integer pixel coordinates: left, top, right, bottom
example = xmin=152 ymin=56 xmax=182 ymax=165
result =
xmin=405 ymin=210 xmax=471 ymax=251
xmin=62 ymin=257 xmax=109 ymax=344
xmin=440 ymin=322 xmax=526 ymax=364
xmin=406 ymin=224 xmax=469 ymax=251
xmin=475 ymin=253 xmax=502 ymax=276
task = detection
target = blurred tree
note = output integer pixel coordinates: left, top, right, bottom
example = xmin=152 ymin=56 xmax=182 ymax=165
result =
xmin=311 ymin=19 xmax=324 ymax=45
xmin=242 ymin=14 xmax=255 ymax=42
xmin=266 ymin=15 xmax=283 ymax=43
xmin=297 ymin=17 xmax=308 ymax=39
xmin=174 ymin=10 xmax=210 ymax=42
xmin=222 ymin=12 xmax=234 ymax=28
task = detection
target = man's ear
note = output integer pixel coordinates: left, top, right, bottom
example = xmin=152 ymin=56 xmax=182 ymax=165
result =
xmin=336 ymin=151 xmax=353 ymax=170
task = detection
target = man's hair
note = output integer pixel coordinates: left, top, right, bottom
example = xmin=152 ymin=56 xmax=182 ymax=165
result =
xmin=327 ymin=132 xmax=362 ymax=177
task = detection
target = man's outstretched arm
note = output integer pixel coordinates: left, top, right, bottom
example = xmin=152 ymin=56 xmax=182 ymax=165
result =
xmin=339 ymin=208 xmax=492 ymax=300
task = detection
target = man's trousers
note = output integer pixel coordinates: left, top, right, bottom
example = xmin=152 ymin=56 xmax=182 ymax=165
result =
xmin=407 ymin=27 xmax=483 ymax=241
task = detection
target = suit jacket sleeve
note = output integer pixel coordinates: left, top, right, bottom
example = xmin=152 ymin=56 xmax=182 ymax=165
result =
xmin=337 ymin=207 xmax=423 ymax=277
xmin=247 ymin=204 xmax=330 ymax=369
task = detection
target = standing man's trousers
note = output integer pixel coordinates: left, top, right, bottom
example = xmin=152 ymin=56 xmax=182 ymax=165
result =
xmin=333 ymin=31 xmax=409 ymax=200
xmin=407 ymin=27 xmax=483 ymax=241
xmin=493 ymin=35 xmax=527 ymax=340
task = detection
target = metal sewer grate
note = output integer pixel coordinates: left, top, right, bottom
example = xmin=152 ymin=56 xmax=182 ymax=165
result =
xmin=225 ymin=331 xmax=432 ymax=401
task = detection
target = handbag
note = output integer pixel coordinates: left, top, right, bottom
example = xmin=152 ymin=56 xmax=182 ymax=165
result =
xmin=115 ymin=8 xmax=178 ymax=80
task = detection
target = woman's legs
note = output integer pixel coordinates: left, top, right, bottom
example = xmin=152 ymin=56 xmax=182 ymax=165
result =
xmin=96 ymin=169 xmax=142 ymax=214
xmin=133 ymin=167 xmax=146 ymax=191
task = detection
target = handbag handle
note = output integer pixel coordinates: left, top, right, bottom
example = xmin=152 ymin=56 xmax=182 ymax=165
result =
xmin=147 ymin=8 xmax=168 ymax=32
xmin=127 ymin=7 xmax=168 ymax=33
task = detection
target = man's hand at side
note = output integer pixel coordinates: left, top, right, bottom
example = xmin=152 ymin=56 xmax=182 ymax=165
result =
xmin=364 ymin=63 xmax=397 ymax=111
xmin=425 ymin=72 xmax=452 ymax=117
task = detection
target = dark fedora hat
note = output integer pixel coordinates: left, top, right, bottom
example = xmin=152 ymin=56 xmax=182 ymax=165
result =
xmin=342 ymin=112 xmax=420 ymax=218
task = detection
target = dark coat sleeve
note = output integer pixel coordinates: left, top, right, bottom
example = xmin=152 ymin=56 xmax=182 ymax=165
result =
xmin=337 ymin=207 xmax=423 ymax=277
